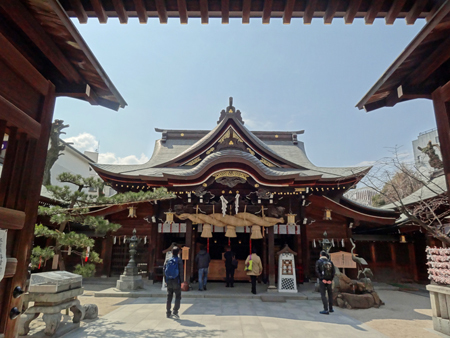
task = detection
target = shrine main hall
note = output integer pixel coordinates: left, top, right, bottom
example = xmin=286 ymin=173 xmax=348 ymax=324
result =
xmin=91 ymin=99 xmax=399 ymax=287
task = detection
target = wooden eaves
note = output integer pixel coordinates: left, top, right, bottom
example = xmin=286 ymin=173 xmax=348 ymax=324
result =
xmin=356 ymin=0 xmax=450 ymax=112
xmin=59 ymin=0 xmax=439 ymax=25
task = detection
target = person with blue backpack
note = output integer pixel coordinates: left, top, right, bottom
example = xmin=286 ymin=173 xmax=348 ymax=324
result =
xmin=164 ymin=246 xmax=184 ymax=319
xmin=315 ymin=251 xmax=335 ymax=315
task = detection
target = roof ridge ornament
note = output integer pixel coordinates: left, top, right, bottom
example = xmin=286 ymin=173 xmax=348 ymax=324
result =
xmin=217 ymin=97 xmax=244 ymax=125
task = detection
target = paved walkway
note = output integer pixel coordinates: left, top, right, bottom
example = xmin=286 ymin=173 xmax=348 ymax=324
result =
xmin=65 ymin=297 xmax=387 ymax=338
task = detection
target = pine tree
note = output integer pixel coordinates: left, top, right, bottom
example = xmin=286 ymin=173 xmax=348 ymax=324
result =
xmin=32 ymin=172 xmax=174 ymax=277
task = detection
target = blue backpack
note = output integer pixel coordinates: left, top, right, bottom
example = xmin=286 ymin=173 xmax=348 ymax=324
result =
xmin=165 ymin=257 xmax=180 ymax=280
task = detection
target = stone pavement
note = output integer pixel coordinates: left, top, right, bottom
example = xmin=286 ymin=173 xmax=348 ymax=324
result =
xmin=64 ymin=297 xmax=388 ymax=338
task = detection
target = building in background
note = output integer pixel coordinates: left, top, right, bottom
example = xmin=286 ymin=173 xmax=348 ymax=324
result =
xmin=344 ymin=187 xmax=378 ymax=207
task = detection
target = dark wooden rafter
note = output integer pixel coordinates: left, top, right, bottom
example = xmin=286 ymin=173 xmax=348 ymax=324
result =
xmin=397 ymin=85 xmax=432 ymax=100
xmin=283 ymin=0 xmax=296 ymax=24
xmin=385 ymin=0 xmax=407 ymax=25
xmin=242 ymin=0 xmax=251 ymax=24
xmin=364 ymin=0 xmax=384 ymax=25
xmin=155 ymin=0 xmax=168 ymax=24
xmin=408 ymin=35 xmax=450 ymax=86
xmin=90 ymin=0 xmax=108 ymax=23
xmin=200 ymin=0 xmax=209 ymax=24
xmin=112 ymin=0 xmax=129 ymax=23
xmin=0 ymin=127 xmax=17 ymax=207
xmin=0 ymin=0 xmax=82 ymax=84
xmin=133 ymin=0 xmax=148 ymax=23
xmin=0 ymin=207 xmax=25 ymax=230
xmin=69 ymin=0 xmax=88 ymax=23
xmin=0 ymin=33 xmax=48 ymax=96
xmin=56 ymin=84 xmax=99 ymax=105
xmin=221 ymin=0 xmax=230 ymax=24
xmin=177 ymin=0 xmax=188 ymax=24
xmin=406 ymin=0 xmax=428 ymax=25
xmin=344 ymin=0 xmax=361 ymax=24
xmin=303 ymin=0 xmax=317 ymax=24
xmin=426 ymin=0 xmax=446 ymax=21
xmin=262 ymin=0 xmax=273 ymax=24
xmin=324 ymin=0 xmax=339 ymax=24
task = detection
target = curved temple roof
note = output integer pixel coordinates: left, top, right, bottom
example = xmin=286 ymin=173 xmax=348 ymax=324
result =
xmin=92 ymin=101 xmax=371 ymax=187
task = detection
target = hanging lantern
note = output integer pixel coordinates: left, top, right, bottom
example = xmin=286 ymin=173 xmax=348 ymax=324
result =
xmin=251 ymin=225 xmax=263 ymax=239
xmin=201 ymin=224 xmax=213 ymax=238
xmin=400 ymin=235 xmax=407 ymax=243
xmin=286 ymin=213 xmax=297 ymax=226
xmin=164 ymin=211 xmax=176 ymax=224
xmin=225 ymin=225 xmax=237 ymax=238
xmin=323 ymin=209 xmax=332 ymax=221
xmin=127 ymin=206 xmax=137 ymax=218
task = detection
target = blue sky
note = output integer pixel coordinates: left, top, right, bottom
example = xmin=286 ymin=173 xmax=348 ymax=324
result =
xmin=56 ymin=17 xmax=435 ymax=169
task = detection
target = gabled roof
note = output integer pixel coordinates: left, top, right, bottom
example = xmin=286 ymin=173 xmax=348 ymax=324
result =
xmin=92 ymin=101 xmax=370 ymax=185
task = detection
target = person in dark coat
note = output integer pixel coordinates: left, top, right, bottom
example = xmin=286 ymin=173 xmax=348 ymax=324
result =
xmin=164 ymin=246 xmax=184 ymax=319
xmin=315 ymin=251 xmax=335 ymax=315
xmin=195 ymin=244 xmax=211 ymax=291
xmin=223 ymin=246 xmax=235 ymax=287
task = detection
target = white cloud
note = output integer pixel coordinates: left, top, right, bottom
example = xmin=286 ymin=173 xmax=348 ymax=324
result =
xmin=64 ymin=133 xmax=98 ymax=152
xmin=99 ymin=152 xmax=149 ymax=165
xmin=64 ymin=133 xmax=149 ymax=165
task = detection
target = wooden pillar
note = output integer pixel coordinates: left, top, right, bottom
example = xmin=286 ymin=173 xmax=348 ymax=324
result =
xmin=370 ymin=242 xmax=377 ymax=263
xmin=185 ymin=220 xmax=193 ymax=283
xmin=389 ymin=243 xmax=397 ymax=268
xmin=148 ymin=222 xmax=158 ymax=281
xmin=189 ymin=223 xmax=196 ymax=282
xmin=268 ymin=226 xmax=276 ymax=290
xmin=408 ymin=242 xmax=419 ymax=281
xmin=432 ymin=84 xmax=450 ymax=201
xmin=101 ymin=235 xmax=113 ymax=277
xmin=262 ymin=229 xmax=268 ymax=281
xmin=3 ymin=82 xmax=55 ymax=337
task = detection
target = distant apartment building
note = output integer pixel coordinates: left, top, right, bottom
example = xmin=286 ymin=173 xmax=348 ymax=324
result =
xmin=344 ymin=187 xmax=378 ymax=207
xmin=412 ymin=128 xmax=442 ymax=175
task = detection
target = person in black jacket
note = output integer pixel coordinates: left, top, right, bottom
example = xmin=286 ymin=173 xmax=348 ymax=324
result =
xmin=223 ymin=246 xmax=235 ymax=287
xmin=164 ymin=247 xmax=184 ymax=319
xmin=315 ymin=251 xmax=335 ymax=315
xmin=195 ymin=244 xmax=211 ymax=291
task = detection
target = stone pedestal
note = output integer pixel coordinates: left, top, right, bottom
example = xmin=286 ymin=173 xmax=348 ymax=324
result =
xmin=116 ymin=274 xmax=144 ymax=291
xmin=427 ymin=284 xmax=450 ymax=336
xmin=18 ymin=288 xmax=85 ymax=337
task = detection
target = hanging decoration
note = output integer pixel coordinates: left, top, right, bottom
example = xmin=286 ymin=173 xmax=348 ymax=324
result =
xmin=341 ymin=239 xmax=344 ymax=247
xmin=113 ymin=236 xmax=117 ymax=245
xmin=323 ymin=209 xmax=332 ymax=221
xmin=201 ymin=224 xmax=213 ymax=238
xmin=0 ymin=229 xmax=6 ymax=282
xmin=235 ymin=193 xmax=240 ymax=214
xmin=164 ymin=211 xmax=176 ymax=225
xmin=187 ymin=192 xmax=192 ymax=203
xmin=225 ymin=225 xmax=237 ymax=238
xmin=127 ymin=206 xmax=137 ymax=218
xmin=331 ymin=239 xmax=335 ymax=247
xmin=313 ymin=239 xmax=316 ymax=248
xmin=85 ymin=246 xmax=90 ymax=262
xmin=220 ymin=195 xmax=228 ymax=217
xmin=68 ymin=246 xmax=72 ymax=255
xmin=144 ymin=236 xmax=147 ymax=244
xmin=38 ymin=256 xmax=42 ymax=269
xmin=251 ymin=225 xmax=263 ymax=239
xmin=52 ymin=254 xmax=59 ymax=269
xmin=286 ymin=213 xmax=297 ymax=226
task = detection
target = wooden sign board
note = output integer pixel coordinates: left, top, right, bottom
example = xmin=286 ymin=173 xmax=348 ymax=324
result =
xmin=330 ymin=251 xmax=356 ymax=269
xmin=182 ymin=246 xmax=190 ymax=261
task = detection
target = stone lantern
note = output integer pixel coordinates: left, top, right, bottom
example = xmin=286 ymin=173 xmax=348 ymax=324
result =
xmin=116 ymin=228 xmax=144 ymax=291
